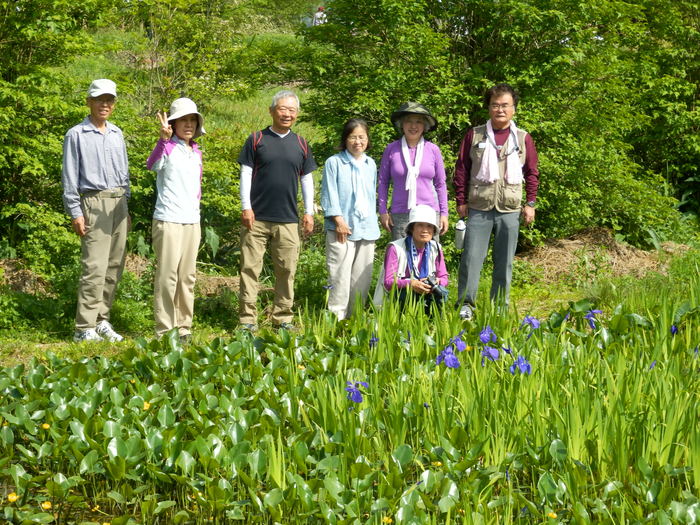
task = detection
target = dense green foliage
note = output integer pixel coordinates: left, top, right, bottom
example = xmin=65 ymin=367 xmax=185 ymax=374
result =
xmin=301 ymin=0 xmax=700 ymax=245
xmin=1 ymin=256 xmax=699 ymax=523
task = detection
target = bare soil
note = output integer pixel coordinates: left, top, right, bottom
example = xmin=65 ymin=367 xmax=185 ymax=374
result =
xmin=1 ymin=228 xmax=687 ymax=297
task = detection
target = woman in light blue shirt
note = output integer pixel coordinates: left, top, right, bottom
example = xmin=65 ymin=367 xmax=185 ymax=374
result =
xmin=321 ymin=118 xmax=380 ymax=320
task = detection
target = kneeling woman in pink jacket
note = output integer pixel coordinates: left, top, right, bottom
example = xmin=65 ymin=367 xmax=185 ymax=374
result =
xmin=374 ymin=204 xmax=449 ymax=315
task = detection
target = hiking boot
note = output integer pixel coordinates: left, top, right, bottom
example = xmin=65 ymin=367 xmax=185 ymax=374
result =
xmin=275 ymin=322 xmax=295 ymax=331
xmin=73 ymin=328 xmax=103 ymax=343
xmin=240 ymin=323 xmax=258 ymax=333
xmin=458 ymin=304 xmax=474 ymax=321
xmin=95 ymin=320 xmax=124 ymax=342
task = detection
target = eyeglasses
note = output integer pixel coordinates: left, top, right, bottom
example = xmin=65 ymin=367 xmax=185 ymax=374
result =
xmin=489 ymin=103 xmax=513 ymax=110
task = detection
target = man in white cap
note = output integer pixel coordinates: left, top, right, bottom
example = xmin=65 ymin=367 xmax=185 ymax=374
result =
xmin=62 ymin=79 xmax=130 ymax=342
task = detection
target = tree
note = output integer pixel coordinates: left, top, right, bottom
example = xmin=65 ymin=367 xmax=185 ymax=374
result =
xmin=301 ymin=0 xmax=694 ymax=246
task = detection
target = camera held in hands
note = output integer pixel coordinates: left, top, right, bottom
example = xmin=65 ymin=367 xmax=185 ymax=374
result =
xmin=424 ymin=275 xmax=449 ymax=301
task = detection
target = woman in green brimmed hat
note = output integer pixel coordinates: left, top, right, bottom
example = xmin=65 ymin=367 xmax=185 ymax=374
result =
xmin=377 ymin=101 xmax=449 ymax=241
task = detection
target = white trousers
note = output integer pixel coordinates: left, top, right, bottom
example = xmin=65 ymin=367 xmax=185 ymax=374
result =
xmin=325 ymin=231 xmax=375 ymax=320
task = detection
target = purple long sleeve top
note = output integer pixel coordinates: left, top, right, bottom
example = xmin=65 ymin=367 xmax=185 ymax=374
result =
xmin=383 ymin=243 xmax=449 ymax=290
xmin=377 ymin=139 xmax=448 ymax=215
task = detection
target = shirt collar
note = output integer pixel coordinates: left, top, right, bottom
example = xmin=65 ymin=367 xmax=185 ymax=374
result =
xmin=81 ymin=117 xmax=118 ymax=134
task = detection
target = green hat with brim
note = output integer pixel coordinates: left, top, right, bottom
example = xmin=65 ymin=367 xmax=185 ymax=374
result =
xmin=390 ymin=101 xmax=438 ymax=132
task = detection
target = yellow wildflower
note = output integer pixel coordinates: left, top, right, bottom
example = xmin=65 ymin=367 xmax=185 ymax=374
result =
xmin=41 ymin=501 xmax=52 ymax=510
xmin=547 ymin=511 xmax=558 ymax=519
xmin=41 ymin=423 xmax=50 ymax=430
xmin=130 ymin=379 xmax=136 ymax=384
xmin=91 ymin=504 xmax=100 ymax=512
xmin=143 ymin=401 xmax=151 ymax=411
xmin=382 ymin=517 xmax=393 ymax=524
xmin=297 ymin=364 xmax=305 ymax=370
xmin=7 ymin=492 xmax=18 ymax=503
xmin=431 ymin=461 xmax=443 ymax=467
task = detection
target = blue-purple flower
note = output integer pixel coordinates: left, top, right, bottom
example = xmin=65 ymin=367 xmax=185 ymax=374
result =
xmin=670 ymin=325 xmax=678 ymax=336
xmin=436 ymin=348 xmax=460 ymax=368
xmin=649 ymin=360 xmax=657 ymax=370
xmin=345 ymin=381 xmax=369 ymax=403
xmin=521 ymin=315 xmax=540 ymax=339
xmin=481 ymin=346 xmax=500 ymax=366
xmin=446 ymin=330 xmax=467 ymax=352
xmin=502 ymin=345 xmax=512 ymax=355
xmin=369 ymin=334 xmax=379 ymax=349
xmin=521 ymin=315 xmax=541 ymax=330
xmin=584 ymin=309 xmax=603 ymax=330
xmin=509 ymin=356 xmax=532 ymax=375
xmin=480 ymin=325 xmax=497 ymax=344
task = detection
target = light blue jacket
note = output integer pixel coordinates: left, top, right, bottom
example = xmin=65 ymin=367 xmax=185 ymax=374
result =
xmin=321 ymin=150 xmax=380 ymax=241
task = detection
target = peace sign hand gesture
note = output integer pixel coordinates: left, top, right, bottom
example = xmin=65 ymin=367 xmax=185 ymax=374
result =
xmin=157 ymin=110 xmax=173 ymax=141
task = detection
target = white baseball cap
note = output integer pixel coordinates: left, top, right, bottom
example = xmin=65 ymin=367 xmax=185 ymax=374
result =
xmin=167 ymin=98 xmax=205 ymax=138
xmin=87 ymin=79 xmax=117 ymax=98
xmin=405 ymin=204 xmax=439 ymax=235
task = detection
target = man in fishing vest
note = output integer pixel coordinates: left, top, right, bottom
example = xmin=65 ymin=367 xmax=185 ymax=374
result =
xmin=453 ymin=83 xmax=540 ymax=320
xmin=237 ymin=90 xmax=317 ymax=331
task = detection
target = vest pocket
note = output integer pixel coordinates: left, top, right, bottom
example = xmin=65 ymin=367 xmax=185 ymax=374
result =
xmin=503 ymin=183 xmax=522 ymax=210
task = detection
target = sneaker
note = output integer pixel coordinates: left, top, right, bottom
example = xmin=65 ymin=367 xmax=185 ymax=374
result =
xmin=95 ymin=320 xmax=124 ymax=342
xmin=275 ymin=322 xmax=295 ymax=331
xmin=73 ymin=329 xmax=103 ymax=342
xmin=240 ymin=323 xmax=258 ymax=333
xmin=459 ymin=304 xmax=474 ymax=321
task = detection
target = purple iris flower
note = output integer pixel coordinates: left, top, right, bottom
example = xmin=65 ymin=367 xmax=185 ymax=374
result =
xmin=670 ymin=325 xmax=678 ymax=336
xmin=436 ymin=348 xmax=460 ymax=368
xmin=649 ymin=360 xmax=657 ymax=370
xmin=423 ymin=402 xmax=430 ymax=408
xmin=584 ymin=309 xmax=603 ymax=330
xmin=509 ymin=356 xmax=532 ymax=375
xmin=521 ymin=315 xmax=541 ymax=329
xmin=369 ymin=334 xmax=379 ymax=349
xmin=479 ymin=325 xmax=497 ymax=344
xmin=502 ymin=346 xmax=512 ymax=355
xmin=451 ymin=333 xmax=467 ymax=352
xmin=345 ymin=381 xmax=369 ymax=403
xmin=481 ymin=346 xmax=499 ymax=366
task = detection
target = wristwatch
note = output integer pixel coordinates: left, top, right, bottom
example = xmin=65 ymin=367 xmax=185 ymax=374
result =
xmin=526 ymin=201 xmax=536 ymax=208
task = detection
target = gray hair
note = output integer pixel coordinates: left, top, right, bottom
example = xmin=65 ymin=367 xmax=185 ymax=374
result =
xmin=270 ymin=90 xmax=300 ymax=110
xmin=394 ymin=114 xmax=430 ymax=131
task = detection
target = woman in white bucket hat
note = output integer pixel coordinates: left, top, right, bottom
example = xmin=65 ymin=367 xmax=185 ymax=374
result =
xmin=146 ymin=98 xmax=205 ymax=343
xmin=373 ymin=204 xmax=448 ymax=315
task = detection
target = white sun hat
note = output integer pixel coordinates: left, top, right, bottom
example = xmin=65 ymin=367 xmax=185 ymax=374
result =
xmin=405 ymin=204 xmax=439 ymax=235
xmin=87 ymin=79 xmax=117 ymax=98
xmin=167 ymin=98 xmax=206 ymax=138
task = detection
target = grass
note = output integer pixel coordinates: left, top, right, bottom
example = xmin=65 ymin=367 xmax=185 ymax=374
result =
xmin=0 ymin=252 xmax=698 ymax=523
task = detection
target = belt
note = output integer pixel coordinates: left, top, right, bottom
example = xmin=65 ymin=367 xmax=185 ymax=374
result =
xmin=81 ymin=188 xmax=127 ymax=199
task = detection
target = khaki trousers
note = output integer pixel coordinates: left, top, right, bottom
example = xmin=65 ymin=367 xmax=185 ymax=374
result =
xmin=75 ymin=190 xmax=128 ymax=330
xmin=325 ymin=231 xmax=375 ymax=320
xmin=152 ymin=220 xmax=201 ymax=337
xmin=239 ymin=220 xmax=299 ymax=325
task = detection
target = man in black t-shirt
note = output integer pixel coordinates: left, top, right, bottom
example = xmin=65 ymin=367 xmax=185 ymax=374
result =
xmin=237 ymin=90 xmax=318 ymax=331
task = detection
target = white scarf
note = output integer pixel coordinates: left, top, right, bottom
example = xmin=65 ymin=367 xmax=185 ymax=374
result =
xmin=401 ymin=136 xmax=425 ymax=210
xmin=475 ymin=120 xmax=523 ymax=185
xmin=344 ymin=150 xmax=369 ymax=219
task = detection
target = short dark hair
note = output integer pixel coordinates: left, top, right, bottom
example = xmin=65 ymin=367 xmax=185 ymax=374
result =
xmin=338 ymin=118 xmax=371 ymax=151
xmin=484 ymin=83 xmax=519 ymax=108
